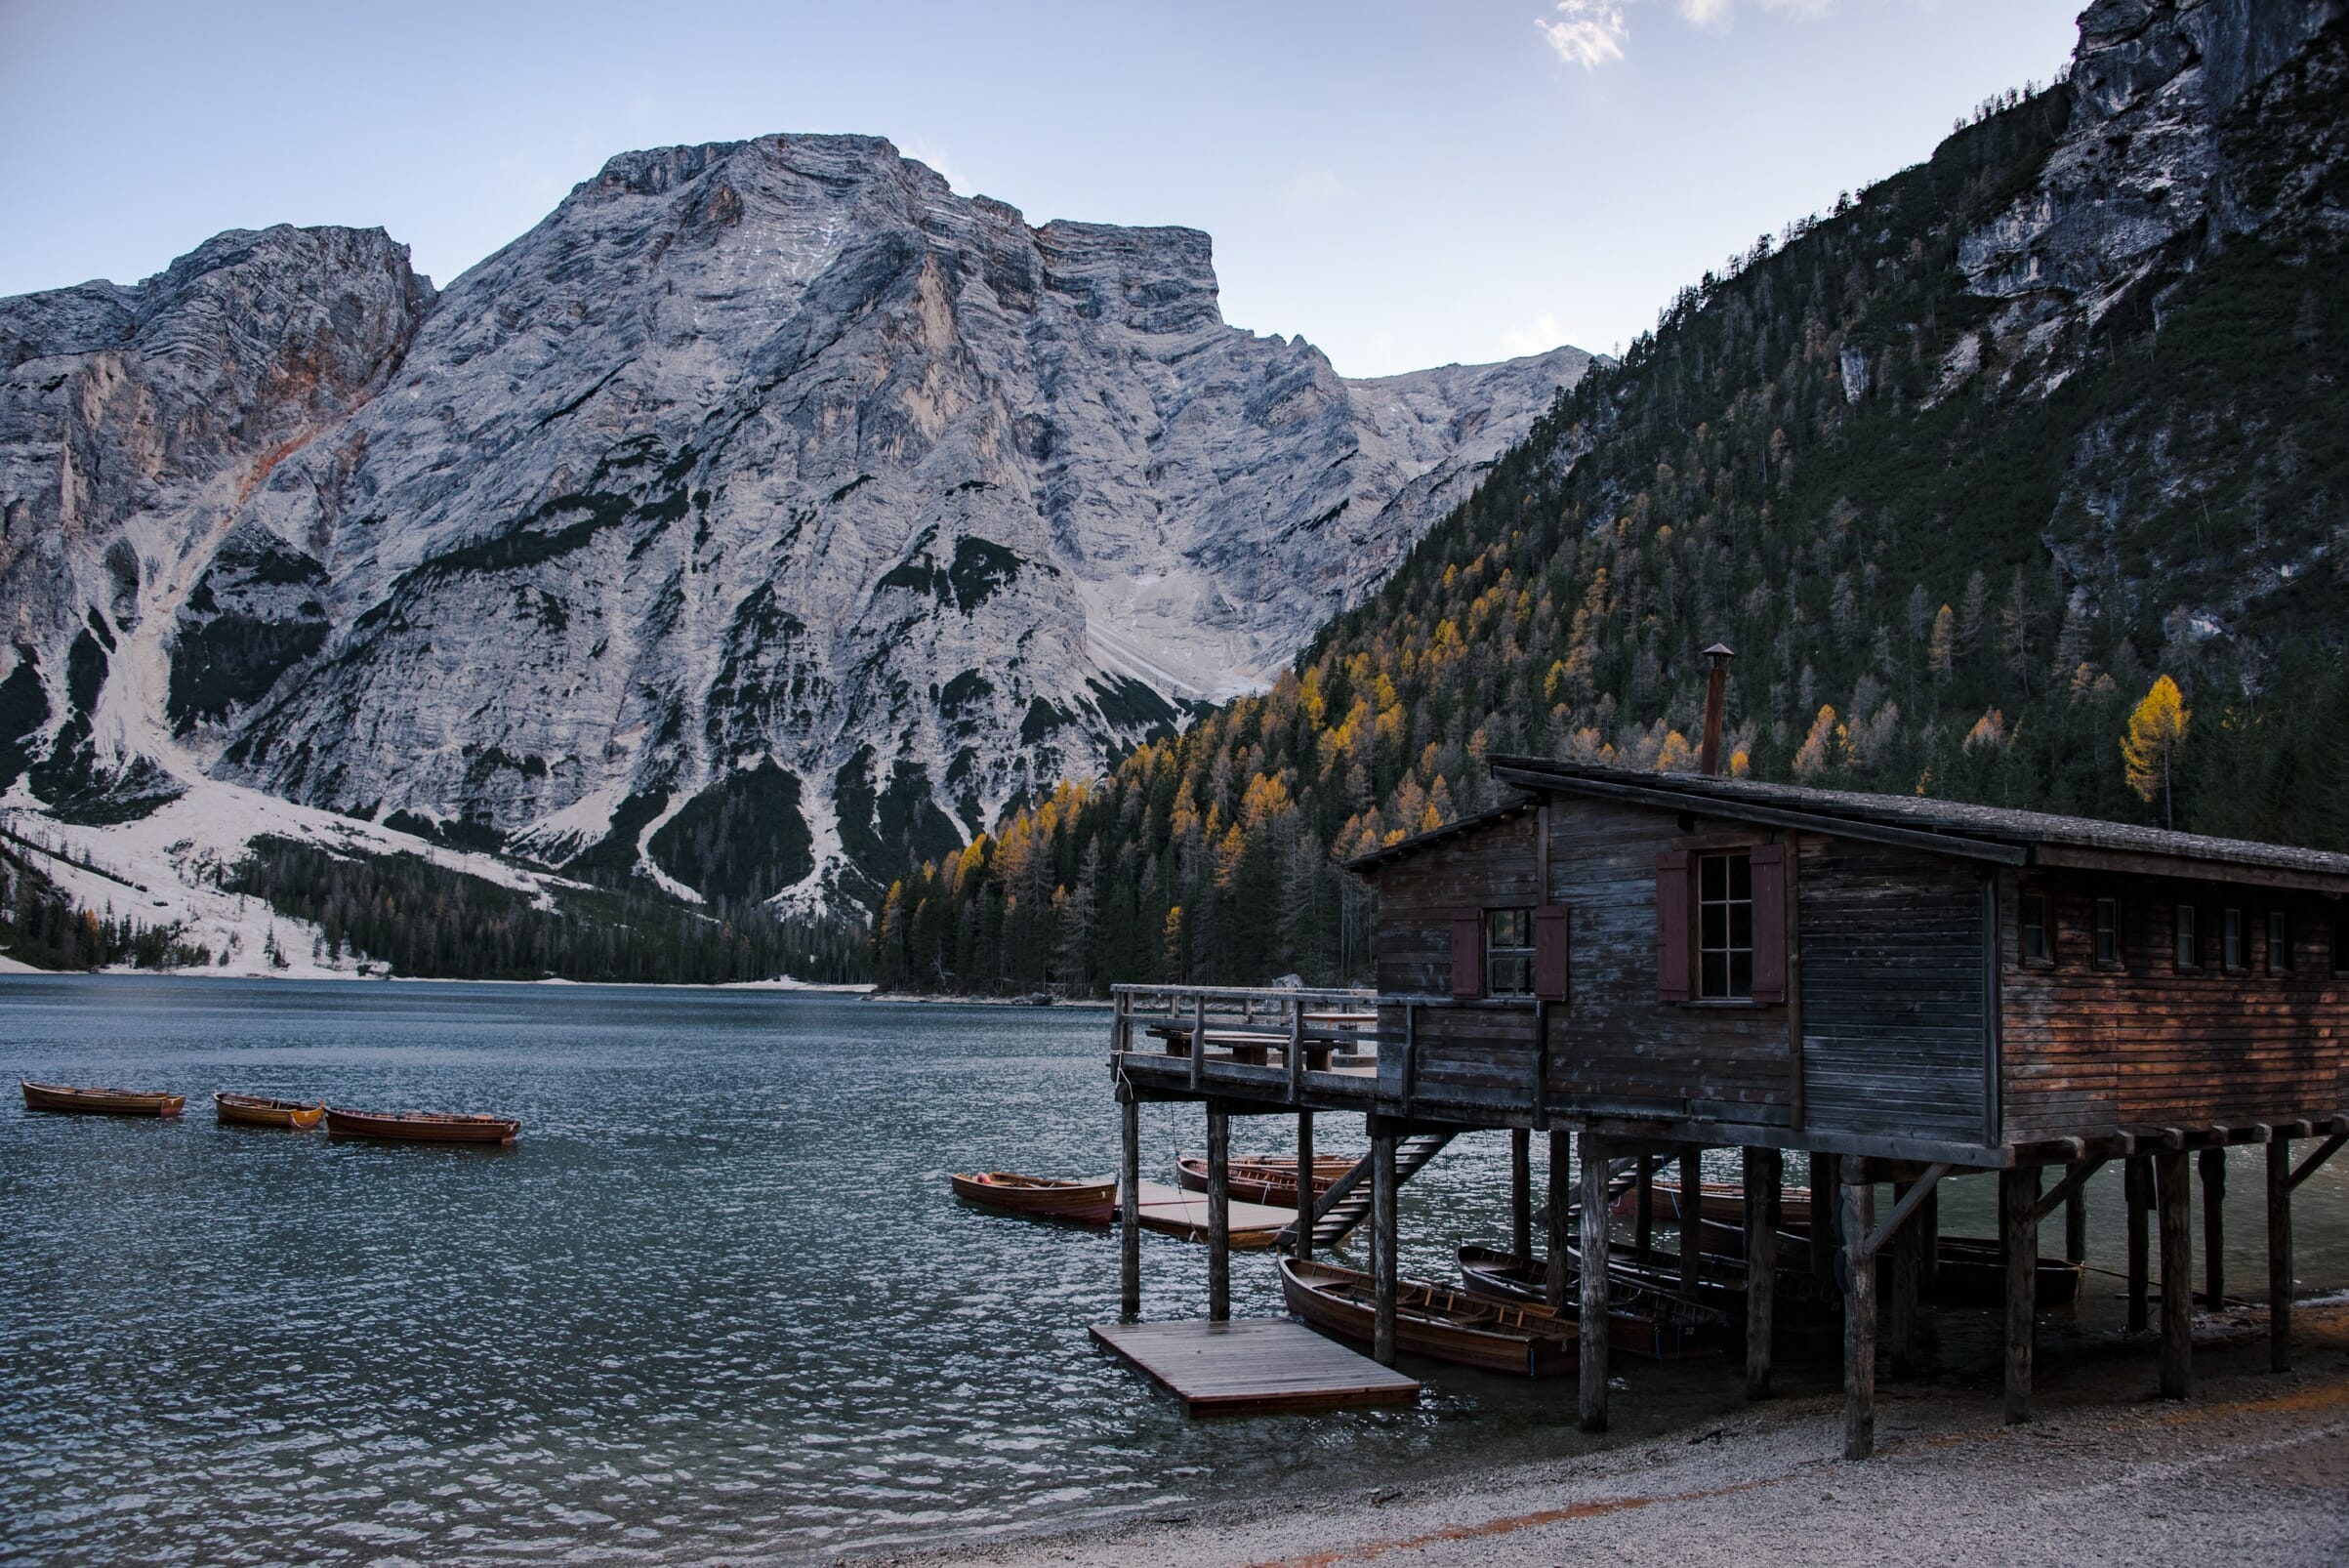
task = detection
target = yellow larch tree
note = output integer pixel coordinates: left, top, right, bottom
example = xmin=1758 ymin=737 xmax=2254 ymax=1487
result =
xmin=2122 ymin=674 xmax=2191 ymax=829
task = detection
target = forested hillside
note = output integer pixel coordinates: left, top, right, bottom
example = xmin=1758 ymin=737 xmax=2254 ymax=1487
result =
xmin=872 ymin=13 xmax=2349 ymax=996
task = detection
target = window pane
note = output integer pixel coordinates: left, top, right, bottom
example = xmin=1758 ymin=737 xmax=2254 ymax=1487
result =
xmin=1702 ymin=952 xmax=1728 ymax=998
xmin=1730 ymin=902 xmax=1753 ymax=949
xmin=1728 ymin=854 xmax=1751 ymax=900
xmin=2175 ymin=908 xmax=2197 ymax=969
xmin=1702 ymin=904 xmax=1726 ymax=949
xmin=2269 ymin=912 xmax=2288 ymax=971
xmin=1729 ymin=950 xmax=1753 ymax=998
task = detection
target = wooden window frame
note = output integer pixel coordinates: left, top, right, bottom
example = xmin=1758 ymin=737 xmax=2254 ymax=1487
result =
xmin=2172 ymin=902 xmax=2200 ymax=973
xmin=2222 ymin=906 xmax=2247 ymax=972
xmin=2092 ymin=896 xmax=2122 ymax=971
xmin=2020 ymin=890 xmax=2054 ymax=969
xmin=1696 ymin=848 xmax=1756 ymax=1002
xmin=1485 ymin=907 xmax=1537 ymax=998
xmin=2267 ymin=908 xmax=2292 ymax=975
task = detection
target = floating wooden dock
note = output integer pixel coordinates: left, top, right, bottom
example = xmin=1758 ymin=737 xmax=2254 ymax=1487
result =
xmin=1090 ymin=1317 xmax=1420 ymax=1415
xmin=1132 ymin=1181 xmax=1295 ymax=1249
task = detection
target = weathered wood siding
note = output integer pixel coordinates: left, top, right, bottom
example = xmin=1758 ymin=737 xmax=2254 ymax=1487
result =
xmin=2000 ymin=873 xmax=2346 ymax=1141
xmin=1540 ymin=797 xmax=1794 ymax=1127
xmin=1796 ymin=839 xmax=1990 ymax=1144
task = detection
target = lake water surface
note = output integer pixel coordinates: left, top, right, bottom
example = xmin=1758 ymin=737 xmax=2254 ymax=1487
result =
xmin=5 ymin=976 xmax=2346 ymax=1564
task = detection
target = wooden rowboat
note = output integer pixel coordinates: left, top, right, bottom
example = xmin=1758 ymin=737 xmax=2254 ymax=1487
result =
xmin=324 ymin=1106 xmax=519 ymax=1144
xmin=950 ymin=1171 xmax=1117 ymax=1224
xmin=1674 ymin=1215 xmax=2084 ymax=1311
xmin=21 ymin=1080 xmax=185 ymax=1117
xmin=1455 ymin=1244 xmax=1727 ymax=1361
xmin=1174 ymin=1152 xmax=1355 ymax=1207
xmin=1279 ymin=1257 xmax=1576 ymax=1377
xmin=1612 ymin=1178 xmax=1816 ymax=1230
xmin=215 ymin=1093 xmax=324 ymax=1130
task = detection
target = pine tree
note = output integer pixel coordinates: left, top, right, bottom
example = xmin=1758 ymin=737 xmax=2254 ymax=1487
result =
xmin=2122 ymin=675 xmax=2192 ymax=829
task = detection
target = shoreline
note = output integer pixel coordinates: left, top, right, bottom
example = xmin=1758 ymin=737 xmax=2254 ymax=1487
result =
xmin=862 ymin=1301 xmax=2349 ymax=1568
xmin=0 ymin=964 xmax=877 ymax=993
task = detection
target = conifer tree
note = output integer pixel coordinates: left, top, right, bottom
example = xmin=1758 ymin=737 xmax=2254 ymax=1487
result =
xmin=2122 ymin=675 xmax=2192 ymax=829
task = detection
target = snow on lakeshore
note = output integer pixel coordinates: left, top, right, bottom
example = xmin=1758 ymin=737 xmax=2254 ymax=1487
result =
xmin=0 ymin=774 xmax=582 ymax=980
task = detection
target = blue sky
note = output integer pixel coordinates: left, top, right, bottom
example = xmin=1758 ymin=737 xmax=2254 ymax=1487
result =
xmin=1 ymin=0 xmax=2081 ymax=377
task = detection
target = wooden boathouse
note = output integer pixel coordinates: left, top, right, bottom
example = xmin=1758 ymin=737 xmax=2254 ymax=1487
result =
xmin=1108 ymin=735 xmax=2349 ymax=1455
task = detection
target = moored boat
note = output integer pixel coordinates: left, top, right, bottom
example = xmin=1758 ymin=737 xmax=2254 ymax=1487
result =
xmin=324 ymin=1106 xmax=520 ymax=1144
xmin=1174 ymin=1152 xmax=1356 ymax=1207
xmin=21 ymin=1080 xmax=185 ymax=1117
xmin=1279 ymin=1256 xmax=1576 ymax=1377
xmin=214 ymin=1093 xmax=325 ymax=1130
xmin=1611 ymin=1178 xmax=1816 ymax=1230
xmin=950 ymin=1171 xmax=1117 ymax=1224
xmin=1916 ymin=1235 xmax=2084 ymax=1309
xmin=1454 ymin=1244 xmax=1727 ymax=1361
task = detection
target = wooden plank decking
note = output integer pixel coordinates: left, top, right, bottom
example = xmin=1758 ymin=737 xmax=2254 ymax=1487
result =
xmin=1132 ymin=1181 xmax=1296 ymax=1248
xmin=1091 ymin=1317 xmax=1421 ymax=1415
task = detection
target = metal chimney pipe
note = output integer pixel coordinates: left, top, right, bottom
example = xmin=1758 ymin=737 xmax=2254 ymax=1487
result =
xmin=1699 ymin=642 xmax=1736 ymax=776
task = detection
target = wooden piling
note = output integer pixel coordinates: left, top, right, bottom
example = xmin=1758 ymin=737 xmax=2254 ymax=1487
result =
xmin=1745 ymin=1145 xmax=1778 ymax=1400
xmin=2001 ymin=1165 xmax=2037 ymax=1424
xmin=1918 ymin=1182 xmax=1938 ymax=1299
xmin=1373 ymin=1129 xmax=1398 ymax=1367
xmin=1634 ymin=1153 xmax=1655 ymax=1259
xmin=1841 ymin=1160 xmax=1875 ymax=1461
xmin=1890 ymin=1178 xmax=1920 ymax=1382
xmin=1678 ymin=1144 xmax=1703 ymax=1300
xmin=2200 ymin=1146 xmax=2226 ymax=1309
xmin=1510 ymin=1127 xmax=1533 ymax=1267
xmin=2125 ymin=1154 xmax=2152 ymax=1335
xmin=1207 ymin=1102 xmax=1231 ymax=1323
xmin=1294 ymin=1110 xmax=1314 ymax=1262
xmin=1119 ymin=1089 xmax=1141 ymax=1316
xmin=1546 ymin=1129 xmax=1572 ymax=1312
xmin=1579 ymin=1128 xmax=1611 ymax=1433
xmin=2065 ymin=1179 xmax=2087 ymax=1268
xmin=2268 ymin=1131 xmax=2292 ymax=1374
xmin=2157 ymin=1149 xmax=2192 ymax=1399
xmin=1812 ymin=1151 xmax=1840 ymax=1291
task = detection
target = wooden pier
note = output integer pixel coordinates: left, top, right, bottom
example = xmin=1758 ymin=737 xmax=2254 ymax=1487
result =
xmin=1090 ymin=1318 xmax=1420 ymax=1415
xmin=1132 ymin=1182 xmax=1296 ymax=1248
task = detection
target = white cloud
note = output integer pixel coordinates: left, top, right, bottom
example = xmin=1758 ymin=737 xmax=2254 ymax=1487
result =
xmin=1534 ymin=1 xmax=1628 ymax=69
xmin=1502 ymin=312 xmax=1566 ymax=356
xmin=1282 ymin=168 xmax=1346 ymax=211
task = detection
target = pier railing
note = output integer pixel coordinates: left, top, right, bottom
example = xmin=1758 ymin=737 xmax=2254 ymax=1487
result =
xmin=1112 ymin=984 xmax=1381 ymax=1099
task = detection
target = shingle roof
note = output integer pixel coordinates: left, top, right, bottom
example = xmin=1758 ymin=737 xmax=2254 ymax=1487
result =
xmin=1471 ymin=756 xmax=2349 ymax=887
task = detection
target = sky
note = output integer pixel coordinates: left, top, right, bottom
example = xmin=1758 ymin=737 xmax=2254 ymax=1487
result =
xmin=0 ymin=0 xmax=2082 ymax=378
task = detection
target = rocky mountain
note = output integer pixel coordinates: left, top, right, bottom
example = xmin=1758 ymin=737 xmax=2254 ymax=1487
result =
xmin=0 ymin=134 xmax=1590 ymax=921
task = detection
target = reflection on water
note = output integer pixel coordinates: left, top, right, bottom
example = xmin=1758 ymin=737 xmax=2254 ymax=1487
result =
xmin=4 ymin=976 xmax=2345 ymax=1563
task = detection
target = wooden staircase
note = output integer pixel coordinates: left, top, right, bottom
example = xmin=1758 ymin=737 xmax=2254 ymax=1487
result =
xmin=1277 ymin=1132 xmax=1457 ymax=1250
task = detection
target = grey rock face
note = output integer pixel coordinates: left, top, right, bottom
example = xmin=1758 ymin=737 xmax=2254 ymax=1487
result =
xmin=1958 ymin=0 xmax=2343 ymax=314
xmin=0 ymin=136 xmax=1587 ymax=905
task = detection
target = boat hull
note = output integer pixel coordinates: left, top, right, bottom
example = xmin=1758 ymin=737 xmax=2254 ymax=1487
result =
xmin=1454 ymin=1245 xmax=1725 ymax=1361
xmin=1174 ymin=1153 xmax=1354 ymax=1208
xmin=324 ymin=1107 xmax=519 ymax=1143
xmin=1279 ymin=1257 xmax=1575 ymax=1377
xmin=950 ymin=1172 xmax=1117 ymax=1224
xmin=215 ymin=1093 xmax=324 ymax=1130
xmin=1611 ymin=1178 xmax=1816 ymax=1230
xmin=21 ymin=1080 xmax=185 ymax=1117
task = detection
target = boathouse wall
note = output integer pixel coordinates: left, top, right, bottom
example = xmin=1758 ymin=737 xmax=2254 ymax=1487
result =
xmin=1998 ymin=869 xmax=2346 ymax=1143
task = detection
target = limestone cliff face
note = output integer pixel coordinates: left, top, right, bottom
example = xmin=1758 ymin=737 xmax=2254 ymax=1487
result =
xmin=0 ymin=135 xmax=1588 ymax=904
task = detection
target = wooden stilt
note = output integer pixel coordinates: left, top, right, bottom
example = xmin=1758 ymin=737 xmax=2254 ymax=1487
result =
xmin=1890 ymin=1179 xmax=1920 ymax=1382
xmin=1510 ymin=1128 xmax=1533 ymax=1267
xmin=1294 ymin=1110 xmax=1314 ymax=1261
xmin=2157 ymin=1149 xmax=2192 ymax=1399
xmin=1812 ymin=1151 xmax=1840 ymax=1292
xmin=1546 ymin=1129 xmax=1572 ymax=1312
xmin=1918 ymin=1182 xmax=1939 ymax=1300
xmin=2200 ymin=1146 xmax=2226 ymax=1309
xmin=1579 ymin=1128 xmax=1611 ymax=1433
xmin=1119 ymin=1089 xmax=1141 ymax=1316
xmin=2125 ymin=1154 xmax=2152 ymax=1335
xmin=2001 ymin=1165 xmax=2038 ymax=1424
xmin=1678 ymin=1143 xmax=1703 ymax=1300
xmin=2268 ymin=1131 xmax=2292 ymax=1374
xmin=1372 ymin=1129 xmax=1398 ymax=1367
xmin=1635 ymin=1153 xmax=1655 ymax=1259
xmin=1841 ymin=1160 xmax=1875 ymax=1461
xmin=2065 ymin=1178 xmax=2088 ymax=1267
xmin=1745 ymin=1145 xmax=1778 ymax=1400
xmin=1207 ymin=1101 xmax=1231 ymax=1323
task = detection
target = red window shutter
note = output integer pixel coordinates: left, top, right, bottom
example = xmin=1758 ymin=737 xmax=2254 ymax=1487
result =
xmin=1450 ymin=910 xmax=1484 ymax=999
xmin=1656 ymin=850 xmax=1692 ymax=1002
xmin=1751 ymin=843 xmax=1789 ymax=1004
xmin=1534 ymin=904 xmax=1570 ymax=1002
